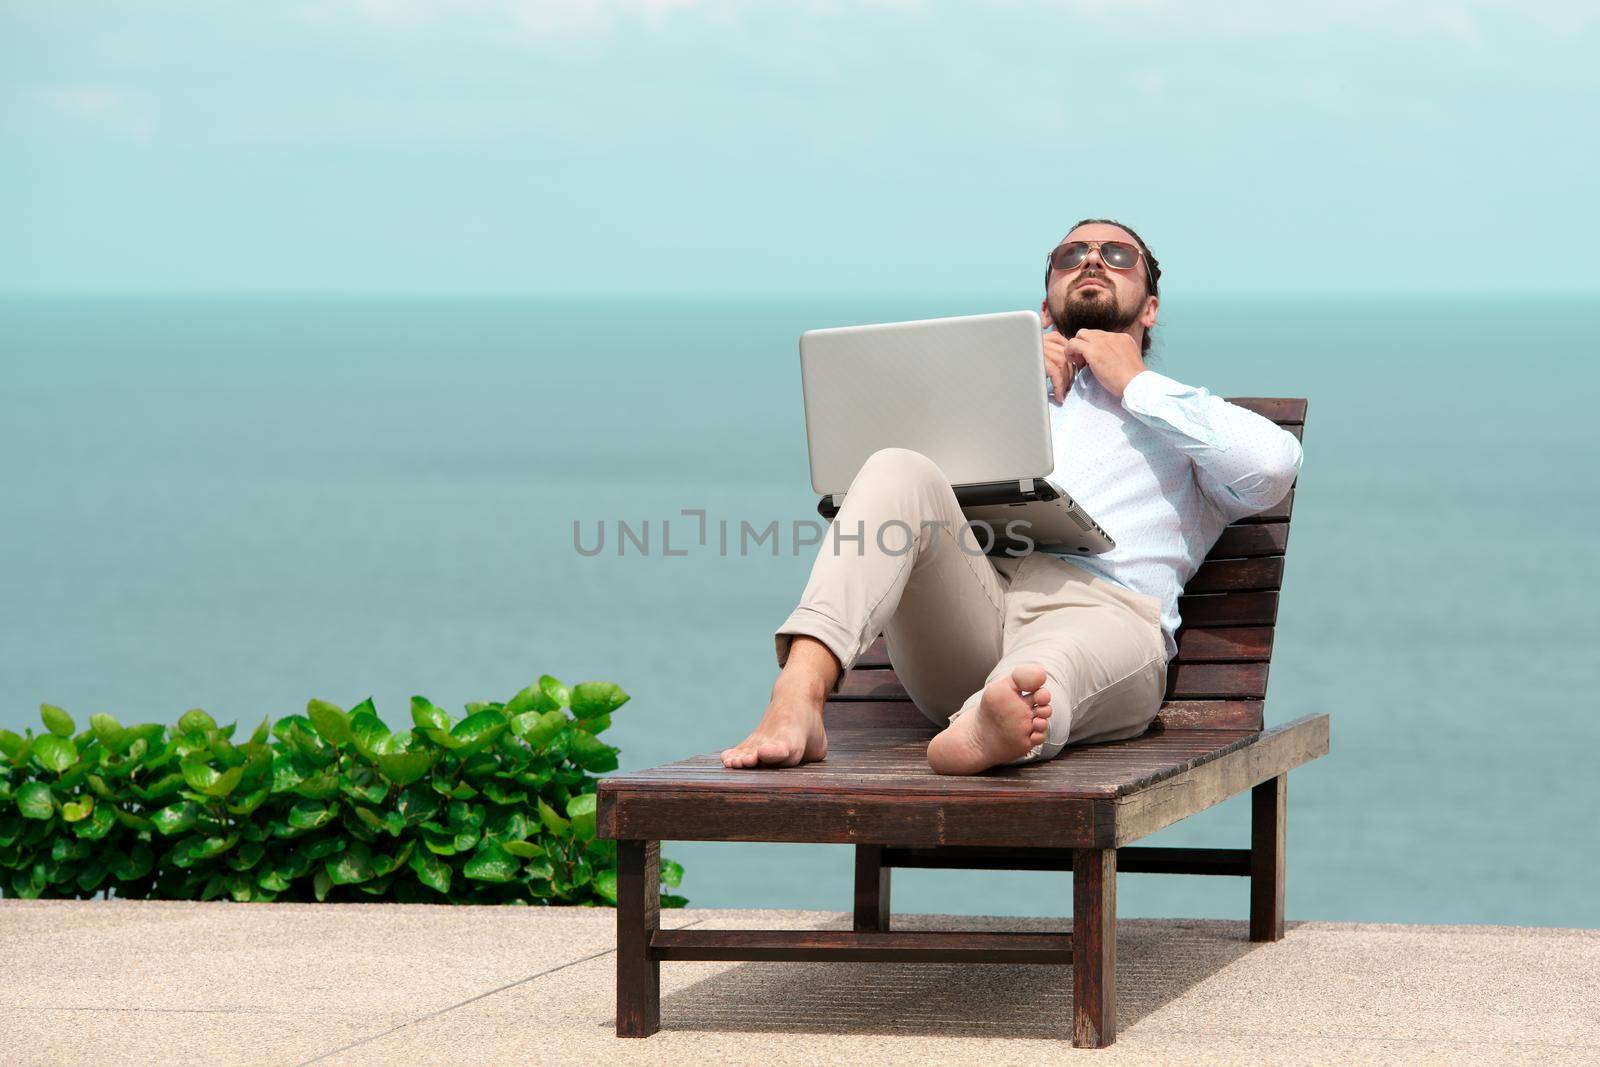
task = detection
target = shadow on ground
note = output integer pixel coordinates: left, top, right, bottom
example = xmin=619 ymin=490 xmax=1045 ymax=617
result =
xmin=640 ymin=914 xmax=1295 ymax=1039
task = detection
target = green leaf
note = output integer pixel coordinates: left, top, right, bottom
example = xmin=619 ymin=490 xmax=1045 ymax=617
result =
xmin=501 ymin=840 xmax=545 ymax=859
xmin=292 ymin=771 xmax=341 ymax=800
xmin=410 ymin=697 xmax=451 ymax=732
xmin=178 ymin=708 xmax=218 ymax=736
xmin=287 ymin=801 xmax=334 ymax=830
xmin=463 ymin=842 xmax=519 ymax=883
xmin=0 ymin=729 xmax=23 ymax=759
xmin=90 ymin=713 xmax=128 ymax=751
xmin=450 ymin=709 xmax=508 ymax=753
xmin=376 ymin=750 xmax=434 ymax=788
xmin=61 ymin=795 xmax=95 ymax=823
xmin=40 ymin=704 xmax=76 ymax=737
xmin=31 ymin=734 xmax=78 ymax=774
xmin=505 ymin=684 xmax=560 ymax=716
xmin=410 ymin=849 xmax=451 ymax=894
xmin=17 ymin=782 xmax=55 ymax=820
xmin=152 ymin=801 xmax=201 ymax=836
xmin=348 ymin=710 xmax=395 ymax=758
xmin=537 ymin=797 xmax=570 ymax=836
xmin=326 ymin=842 xmax=375 ymax=885
xmin=107 ymin=845 xmax=151 ymax=882
xmin=567 ymin=731 xmax=619 ymax=773
xmin=510 ymin=709 xmax=567 ymax=750
xmin=313 ymin=867 xmax=332 ymax=902
xmin=565 ymin=792 xmax=597 ymax=840
xmin=570 ymin=681 xmax=629 ymax=719
xmin=592 ymin=868 xmax=618 ymax=904
xmin=180 ymin=757 xmax=244 ymax=798
xmin=660 ymin=857 xmax=684 ymax=888
xmin=75 ymin=802 xmax=117 ymax=840
xmin=307 ymin=699 xmax=354 ymax=747
xmin=538 ymin=675 xmax=570 ymax=709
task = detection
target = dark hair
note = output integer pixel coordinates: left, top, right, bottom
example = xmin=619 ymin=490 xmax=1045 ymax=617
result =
xmin=1045 ymin=217 xmax=1162 ymax=357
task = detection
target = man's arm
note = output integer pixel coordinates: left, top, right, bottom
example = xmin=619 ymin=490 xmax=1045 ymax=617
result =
xmin=1119 ymin=369 xmax=1304 ymax=522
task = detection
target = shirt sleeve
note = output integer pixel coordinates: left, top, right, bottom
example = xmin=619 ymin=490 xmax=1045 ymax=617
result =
xmin=1119 ymin=368 xmax=1304 ymax=523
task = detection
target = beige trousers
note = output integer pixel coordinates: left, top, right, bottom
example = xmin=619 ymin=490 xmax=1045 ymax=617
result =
xmin=774 ymin=447 xmax=1169 ymax=765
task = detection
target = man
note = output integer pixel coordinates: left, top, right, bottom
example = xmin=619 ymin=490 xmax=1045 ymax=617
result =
xmin=721 ymin=219 xmax=1304 ymax=775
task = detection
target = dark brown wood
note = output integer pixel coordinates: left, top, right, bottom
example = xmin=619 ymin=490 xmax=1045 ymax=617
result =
xmin=1073 ymin=847 xmax=1117 ymax=1048
xmin=1251 ymin=775 xmax=1287 ymax=942
xmin=882 ymin=844 xmax=1251 ymax=876
xmin=1176 ymin=590 xmax=1279 ymax=628
xmin=650 ymin=927 xmax=1072 ymax=964
xmin=1164 ymin=662 xmax=1270 ymax=700
xmin=1151 ymin=700 xmax=1265 ymax=731
xmin=1171 ymin=627 xmax=1275 ymax=663
xmin=1186 ymin=556 xmax=1285 ymax=594
xmin=1209 ymin=522 xmax=1290 ymax=559
xmin=615 ymin=840 xmax=660 ymax=1038
xmin=853 ymin=844 xmax=891 ymax=931
xmin=1111 ymin=714 xmax=1328 ymax=846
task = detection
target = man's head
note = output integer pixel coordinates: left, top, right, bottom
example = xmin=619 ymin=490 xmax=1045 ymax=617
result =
xmin=1041 ymin=218 xmax=1162 ymax=358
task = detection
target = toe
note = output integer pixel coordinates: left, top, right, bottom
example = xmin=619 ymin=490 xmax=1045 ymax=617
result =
xmin=1011 ymin=663 xmax=1047 ymax=694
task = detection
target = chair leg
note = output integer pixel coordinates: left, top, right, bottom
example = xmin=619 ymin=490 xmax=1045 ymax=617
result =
xmin=1072 ymin=847 xmax=1117 ymax=1048
xmin=1250 ymin=774 xmax=1287 ymax=942
xmin=616 ymin=839 xmax=661 ymax=1037
xmin=853 ymin=844 xmax=891 ymax=931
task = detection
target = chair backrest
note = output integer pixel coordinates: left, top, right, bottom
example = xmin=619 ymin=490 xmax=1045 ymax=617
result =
xmin=838 ymin=397 xmax=1307 ymax=733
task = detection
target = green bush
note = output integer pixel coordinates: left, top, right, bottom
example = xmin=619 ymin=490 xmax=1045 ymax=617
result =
xmin=0 ymin=678 xmax=686 ymax=907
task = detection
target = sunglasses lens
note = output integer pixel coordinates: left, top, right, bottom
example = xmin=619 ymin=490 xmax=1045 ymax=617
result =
xmin=1102 ymin=241 xmax=1138 ymax=269
xmin=1052 ymin=243 xmax=1089 ymax=270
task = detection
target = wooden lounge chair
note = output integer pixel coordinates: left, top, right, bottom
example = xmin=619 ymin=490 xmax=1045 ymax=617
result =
xmin=598 ymin=397 xmax=1328 ymax=1048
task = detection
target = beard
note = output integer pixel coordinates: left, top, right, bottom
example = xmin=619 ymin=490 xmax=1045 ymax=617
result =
xmin=1051 ymin=278 xmax=1143 ymax=336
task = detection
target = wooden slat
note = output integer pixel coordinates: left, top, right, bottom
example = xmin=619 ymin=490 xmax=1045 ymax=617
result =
xmin=1164 ymin=662 xmax=1268 ymax=700
xmin=1151 ymin=700 xmax=1265 ymax=730
xmin=1176 ymin=590 xmax=1279 ymax=627
xmin=1170 ymin=626 xmax=1273 ymax=662
xmin=1186 ymin=556 xmax=1284 ymax=594
xmin=650 ymin=927 xmax=1073 ymax=964
xmin=881 ymin=844 xmax=1251 ymax=876
xmin=1207 ymin=522 xmax=1289 ymax=560
xmin=1111 ymin=714 xmax=1328 ymax=844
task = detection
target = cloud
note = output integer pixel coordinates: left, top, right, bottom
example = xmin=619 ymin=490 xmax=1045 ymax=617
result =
xmin=30 ymin=86 xmax=153 ymax=139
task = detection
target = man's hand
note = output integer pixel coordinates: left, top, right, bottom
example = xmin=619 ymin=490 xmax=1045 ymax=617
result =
xmin=1064 ymin=328 xmax=1147 ymax=400
xmin=1042 ymin=327 xmax=1083 ymax=405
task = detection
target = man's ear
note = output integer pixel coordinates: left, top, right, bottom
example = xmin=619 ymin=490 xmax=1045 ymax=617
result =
xmin=1139 ymin=295 xmax=1159 ymax=330
xmin=1040 ymin=297 xmax=1054 ymax=330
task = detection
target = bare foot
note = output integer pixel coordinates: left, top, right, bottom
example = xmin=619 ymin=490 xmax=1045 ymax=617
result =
xmin=720 ymin=675 xmax=829 ymax=769
xmin=927 ymin=664 xmax=1053 ymax=775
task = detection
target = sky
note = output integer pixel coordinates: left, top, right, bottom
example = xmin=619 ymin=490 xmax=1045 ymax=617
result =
xmin=3 ymin=1 xmax=1598 ymax=296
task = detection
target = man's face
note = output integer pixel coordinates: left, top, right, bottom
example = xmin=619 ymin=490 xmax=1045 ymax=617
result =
xmin=1043 ymin=222 xmax=1155 ymax=337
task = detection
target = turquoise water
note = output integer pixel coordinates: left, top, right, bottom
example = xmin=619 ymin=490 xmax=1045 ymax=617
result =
xmin=3 ymin=295 xmax=1596 ymax=926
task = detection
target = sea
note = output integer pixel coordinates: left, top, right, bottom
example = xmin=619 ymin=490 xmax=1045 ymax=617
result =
xmin=3 ymin=294 xmax=1596 ymax=927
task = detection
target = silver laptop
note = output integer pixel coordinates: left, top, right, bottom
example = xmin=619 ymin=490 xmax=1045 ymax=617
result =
xmin=798 ymin=309 xmax=1116 ymax=556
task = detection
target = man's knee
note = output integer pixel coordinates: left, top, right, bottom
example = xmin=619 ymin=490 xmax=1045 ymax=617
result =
xmin=856 ymin=447 xmax=947 ymax=488
xmin=847 ymin=449 xmax=951 ymax=515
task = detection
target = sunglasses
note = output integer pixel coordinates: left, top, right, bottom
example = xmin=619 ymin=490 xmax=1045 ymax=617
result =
xmin=1044 ymin=240 xmax=1151 ymax=288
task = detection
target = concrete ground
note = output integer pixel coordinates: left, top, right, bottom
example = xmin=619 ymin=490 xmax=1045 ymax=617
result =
xmin=1 ymin=901 xmax=1596 ymax=1066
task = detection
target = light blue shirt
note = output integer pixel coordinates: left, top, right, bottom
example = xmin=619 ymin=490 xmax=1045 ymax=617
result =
xmin=1039 ymin=364 xmax=1304 ymax=663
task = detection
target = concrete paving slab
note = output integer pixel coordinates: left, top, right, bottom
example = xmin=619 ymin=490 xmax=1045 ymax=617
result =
xmin=3 ymin=901 xmax=1597 ymax=1066
xmin=314 ymin=911 xmax=1600 ymax=1066
xmin=0 ymin=899 xmax=700 ymax=1016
